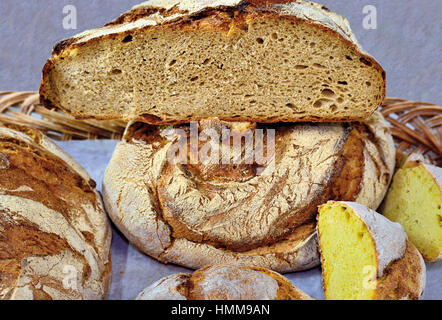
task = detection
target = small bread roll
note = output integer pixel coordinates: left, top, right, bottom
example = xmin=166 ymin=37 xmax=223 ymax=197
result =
xmin=103 ymin=112 xmax=395 ymax=273
xmin=381 ymin=156 xmax=442 ymax=262
xmin=0 ymin=125 xmax=112 ymax=300
xmin=136 ymin=265 xmax=313 ymax=300
xmin=318 ymin=201 xmax=426 ymax=300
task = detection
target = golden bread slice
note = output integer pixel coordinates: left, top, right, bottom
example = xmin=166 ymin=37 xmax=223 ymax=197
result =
xmin=381 ymin=156 xmax=442 ymax=262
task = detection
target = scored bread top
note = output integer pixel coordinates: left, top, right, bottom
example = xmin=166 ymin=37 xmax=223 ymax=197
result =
xmin=102 ymin=112 xmax=395 ymax=273
xmin=40 ymin=0 xmax=386 ymax=124
xmin=318 ymin=200 xmax=426 ymax=299
xmin=136 ymin=265 xmax=313 ymax=300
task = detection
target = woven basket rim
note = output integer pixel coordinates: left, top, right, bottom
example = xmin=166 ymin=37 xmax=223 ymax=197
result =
xmin=0 ymin=91 xmax=441 ymax=166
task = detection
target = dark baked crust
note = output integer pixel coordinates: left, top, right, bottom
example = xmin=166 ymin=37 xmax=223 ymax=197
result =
xmin=374 ymin=241 xmax=426 ymax=300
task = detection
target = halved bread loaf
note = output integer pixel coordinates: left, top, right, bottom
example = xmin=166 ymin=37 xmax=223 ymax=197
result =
xmin=381 ymin=156 xmax=442 ymax=262
xmin=103 ymin=112 xmax=395 ymax=273
xmin=0 ymin=124 xmax=112 ymax=300
xmin=318 ymin=201 xmax=426 ymax=300
xmin=136 ymin=264 xmax=313 ymax=300
xmin=40 ymin=0 xmax=385 ymax=124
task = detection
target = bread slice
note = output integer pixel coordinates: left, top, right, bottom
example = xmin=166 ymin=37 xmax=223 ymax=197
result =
xmin=136 ymin=264 xmax=313 ymax=300
xmin=381 ymin=156 xmax=442 ymax=262
xmin=40 ymin=0 xmax=385 ymax=124
xmin=318 ymin=201 xmax=426 ymax=300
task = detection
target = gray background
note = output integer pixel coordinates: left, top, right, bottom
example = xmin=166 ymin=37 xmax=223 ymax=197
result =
xmin=0 ymin=1 xmax=441 ymax=300
xmin=0 ymin=0 xmax=441 ymax=103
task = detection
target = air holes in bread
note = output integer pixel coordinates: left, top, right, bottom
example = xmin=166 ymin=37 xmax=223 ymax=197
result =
xmin=122 ymin=35 xmax=133 ymax=43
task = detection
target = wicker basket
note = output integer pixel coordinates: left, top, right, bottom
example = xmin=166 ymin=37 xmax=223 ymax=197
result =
xmin=1 ymin=91 xmax=441 ymax=166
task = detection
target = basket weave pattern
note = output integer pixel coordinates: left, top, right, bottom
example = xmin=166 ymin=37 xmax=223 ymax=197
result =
xmin=0 ymin=91 xmax=126 ymax=141
xmin=381 ymin=98 xmax=442 ymax=166
xmin=0 ymin=91 xmax=441 ymax=166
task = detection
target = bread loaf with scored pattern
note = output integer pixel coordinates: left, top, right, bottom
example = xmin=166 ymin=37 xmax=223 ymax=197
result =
xmin=0 ymin=125 xmax=112 ymax=300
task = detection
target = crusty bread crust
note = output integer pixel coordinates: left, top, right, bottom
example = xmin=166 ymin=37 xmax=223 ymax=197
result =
xmin=0 ymin=124 xmax=112 ymax=300
xmin=318 ymin=201 xmax=426 ymax=300
xmin=383 ymin=156 xmax=442 ymax=262
xmin=102 ymin=112 xmax=394 ymax=273
xmin=136 ymin=264 xmax=313 ymax=300
xmin=40 ymin=0 xmax=386 ymax=124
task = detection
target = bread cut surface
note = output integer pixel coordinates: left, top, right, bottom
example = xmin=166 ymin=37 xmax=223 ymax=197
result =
xmin=0 ymin=124 xmax=112 ymax=300
xmin=381 ymin=158 xmax=442 ymax=262
xmin=102 ymin=112 xmax=394 ymax=273
xmin=318 ymin=201 xmax=426 ymax=300
xmin=40 ymin=0 xmax=385 ymax=124
xmin=136 ymin=264 xmax=313 ymax=300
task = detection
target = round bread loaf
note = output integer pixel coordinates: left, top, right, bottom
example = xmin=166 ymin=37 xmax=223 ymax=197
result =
xmin=0 ymin=125 xmax=112 ymax=300
xmin=103 ymin=111 xmax=394 ymax=273
xmin=136 ymin=264 xmax=313 ymax=300
xmin=318 ymin=201 xmax=426 ymax=300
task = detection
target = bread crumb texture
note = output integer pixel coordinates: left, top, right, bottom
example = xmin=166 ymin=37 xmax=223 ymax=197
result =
xmin=318 ymin=201 xmax=426 ymax=300
xmin=381 ymin=161 xmax=442 ymax=262
xmin=136 ymin=264 xmax=313 ymax=300
xmin=40 ymin=0 xmax=385 ymax=123
xmin=0 ymin=124 xmax=111 ymax=300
